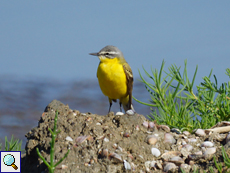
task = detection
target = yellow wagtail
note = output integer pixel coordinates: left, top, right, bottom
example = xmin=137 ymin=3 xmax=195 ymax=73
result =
xmin=90 ymin=45 xmax=135 ymax=113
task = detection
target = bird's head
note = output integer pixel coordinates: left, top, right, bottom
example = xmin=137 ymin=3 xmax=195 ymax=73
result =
xmin=89 ymin=45 xmax=125 ymax=63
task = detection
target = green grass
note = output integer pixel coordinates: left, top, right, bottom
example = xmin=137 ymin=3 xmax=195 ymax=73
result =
xmin=134 ymin=60 xmax=230 ymax=132
xmin=0 ymin=135 xmax=23 ymax=151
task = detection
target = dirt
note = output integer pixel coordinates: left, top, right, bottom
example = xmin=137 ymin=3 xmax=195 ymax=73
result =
xmin=21 ymin=100 xmax=230 ymax=173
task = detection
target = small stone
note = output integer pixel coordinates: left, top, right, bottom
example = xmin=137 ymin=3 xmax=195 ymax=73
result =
xmin=188 ymin=138 xmax=197 ymax=143
xmin=194 ymin=129 xmax=206 ymax=136
xmin=226 ymin=133 xmax=230 ymax=143
xmin=180 ymin=164 xmax=191 ymax=173
xmin=171 ymin=128 xmax=182 ymax=134
xmin=182 ymin=144 xmax=193 ymax=151
xmin=147 ymin=135 xmax=158 ymax=145
xmin=169 ymin=156 xmax=184 ymax=165
xmin=164 ymin=162 xmax=177 ymax=172
xmin=183 ymin=131 xmax=190 ymax=136
xmin=158 ymin=125 xmax=170 ymax=132
xmin=164 ymin=133 xmax=176 ymax=144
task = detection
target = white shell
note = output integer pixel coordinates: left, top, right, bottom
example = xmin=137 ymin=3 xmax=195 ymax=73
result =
xmin=203 ymin=147 xmax=216 ymax=158
xmin=124 ymin=160 xmax=131 ymax=170
xmin=61 ymin=165 xmax=68 ymax=169
xmin=126 ymin=109 xmax=135 ymax=115
xmin=201 ymin=141 xmax=214 ymax=147
xmin=151 ymin=148 xmax=161 ymax=157
xmin=65 ymin=136 xmax=73 ymax=142
xmin=144 ymin=161 xmax=151 ymax=172
xmin=188 ymin=138 xmax=197 ymax=143
xmin=103 ymin=138 xmax=109 ymax=142
xmin=150 ymin=161 xmax=156 ymax=168
xmin=148 ymin=122 xmax=155 ymax=129
xmin=143 ymin=121 xmax=149 ymax=128
xmin=116 ymin=112 xmax=124 ymax=116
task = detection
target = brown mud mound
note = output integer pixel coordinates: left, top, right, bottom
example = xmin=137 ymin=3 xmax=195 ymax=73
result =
xmin=22 ymin=100 xmax=230 ymax=173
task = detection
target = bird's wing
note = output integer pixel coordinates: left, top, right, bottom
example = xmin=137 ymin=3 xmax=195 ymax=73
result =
xmin=123 ymin=63 xmax=133 ymax=109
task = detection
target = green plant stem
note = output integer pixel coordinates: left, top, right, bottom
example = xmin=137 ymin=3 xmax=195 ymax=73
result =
xmin=36 ymin=110 xmax=70 ymax=173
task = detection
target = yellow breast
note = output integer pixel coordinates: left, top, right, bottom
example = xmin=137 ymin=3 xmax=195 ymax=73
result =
xmin=97 ymin=57 xmax=127 ymax=100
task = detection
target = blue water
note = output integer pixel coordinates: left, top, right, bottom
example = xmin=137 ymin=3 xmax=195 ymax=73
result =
xmin=0 ymin=76 xmax=151 ymax=148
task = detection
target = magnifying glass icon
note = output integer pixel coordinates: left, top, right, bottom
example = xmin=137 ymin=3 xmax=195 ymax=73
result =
xmin=3 ymin=154 xmax=18 ymax=170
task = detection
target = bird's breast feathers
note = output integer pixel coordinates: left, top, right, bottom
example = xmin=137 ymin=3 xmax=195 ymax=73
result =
xmin=97 ymin=58 xmax=127 ymax=99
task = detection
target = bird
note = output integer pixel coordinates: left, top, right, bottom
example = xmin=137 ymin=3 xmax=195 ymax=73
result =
xmin=89 ymin=45 xmax=135 ymax=113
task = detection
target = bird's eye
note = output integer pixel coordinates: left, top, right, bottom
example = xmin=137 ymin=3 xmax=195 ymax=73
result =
xmin=105 ymin=53 xmax=109 ymax=56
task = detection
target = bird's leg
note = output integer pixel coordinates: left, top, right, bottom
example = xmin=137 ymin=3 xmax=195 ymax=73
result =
xmin=108 ymin=102 xmax=112 ymax=113
xmin=119 ymin=102 xmax=122 ymax=112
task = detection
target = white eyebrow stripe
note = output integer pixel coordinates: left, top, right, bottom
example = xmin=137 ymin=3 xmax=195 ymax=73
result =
xmin=101 ymin=51 xmax=118 ymax=55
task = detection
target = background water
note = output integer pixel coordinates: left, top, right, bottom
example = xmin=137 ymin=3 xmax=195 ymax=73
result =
xmin=0 ymin=76 xmax=151 ymax=148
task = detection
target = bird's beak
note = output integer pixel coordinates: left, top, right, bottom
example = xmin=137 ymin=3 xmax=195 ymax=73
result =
xmin=89 ymin=52 xmax=99 ymax=56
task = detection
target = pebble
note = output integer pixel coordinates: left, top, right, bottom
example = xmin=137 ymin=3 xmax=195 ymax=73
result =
xmin=183 ymin=131 xmax=190 ymax=136
xmin=226 ymin=133 xmax=230 ymax=143
xmin=164 ymin=133 xmax=176 ymax=144
xmin=180 ymin=164 xmax=191 ymax=173
xmin=182 ymin=144 xmax=193 ymax=151
xmin=171 ymin=128 xmax=182 ymax=134
xmin=147 ymin=135 xmax=158 ymax=145
xmin=169 ymin=156 xmax=184 ymax=165
xmin=195 ymin=129 xmax=206 ymax=136
xmin=164 ymin=162 xmax=177 ymax=172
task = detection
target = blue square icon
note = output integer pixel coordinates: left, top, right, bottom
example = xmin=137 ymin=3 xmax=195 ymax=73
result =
xmin=0 ymin=151 xmax=21 ymax=173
